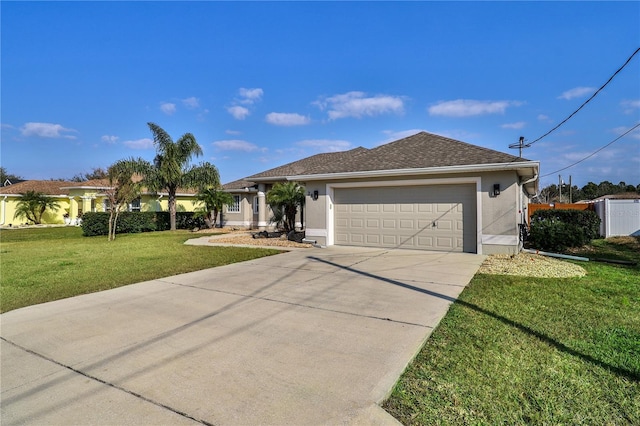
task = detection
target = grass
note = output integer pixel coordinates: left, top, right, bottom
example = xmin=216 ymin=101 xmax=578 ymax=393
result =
xmin=383 ymin=237 xmax=640 ymax=425
xmin=0 ymin=227 xmax=280 ymax=313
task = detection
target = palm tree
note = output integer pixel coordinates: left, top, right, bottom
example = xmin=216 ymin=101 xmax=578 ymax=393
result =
xmin=105 ymin=158 xmax=151 ymax=240
xmin=194 ymin=186 xmax=235 ymax=228
xmin=266 ymin=182 xmax=305 ymax=233
xmin=14 ymin=191 xmax=61 ymax=224
xmin=146 ymin=122 xmax=221 ymax=231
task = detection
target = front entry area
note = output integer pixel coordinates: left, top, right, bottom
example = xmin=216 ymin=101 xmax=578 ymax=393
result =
xmin=333 ymin=184 xmax=477 ymax=253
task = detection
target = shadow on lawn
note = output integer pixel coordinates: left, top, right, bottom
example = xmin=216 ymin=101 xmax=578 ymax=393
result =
xmin=309 ymin=256 xmax=640 ymax=382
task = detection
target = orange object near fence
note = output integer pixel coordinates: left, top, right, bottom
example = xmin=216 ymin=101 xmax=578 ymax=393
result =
xmin=527 ymin=203 xmax=593 ymax=224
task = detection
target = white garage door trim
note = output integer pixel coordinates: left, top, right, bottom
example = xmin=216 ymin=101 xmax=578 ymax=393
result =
xmin=326 ymin=177 xmax=482 ymax=254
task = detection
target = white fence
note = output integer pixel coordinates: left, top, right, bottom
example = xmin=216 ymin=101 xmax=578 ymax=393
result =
xmin=593 ymin=199 xmax=640 ymax=237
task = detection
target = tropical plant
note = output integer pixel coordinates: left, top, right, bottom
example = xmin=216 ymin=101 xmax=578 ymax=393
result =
xmin=70 ymin=167 xmax=109 ymax=182
xmin=194 ymin=186 xmax=235 ymax=228
xmin=145 ymin=122 xmax=221 ymax=231
xmin=266 ymin=181 xmax=305 ymax=233
xmin=0 ymin=167 xmax=22 ymax=184
xmin=105 ymin=158 xmax=151 ymax=241
xmin=13 ymin=191 xmax=61 ymax=224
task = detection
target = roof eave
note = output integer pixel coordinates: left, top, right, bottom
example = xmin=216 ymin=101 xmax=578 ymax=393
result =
xmin=285 ymin=161 xmax=540 ymax=182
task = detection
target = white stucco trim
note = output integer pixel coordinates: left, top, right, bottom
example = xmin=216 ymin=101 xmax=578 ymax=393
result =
xmin=223 ymin=220 xmax=253 ymax=227
xmin=305 ymin=228 xmax=328 ymax=237
xmin=283 ymin=161 xmax=539 ymax=182
xmin=482 ymin=234 xmax=518 ymax=245
xmin=325 ymin=177 xmax=483 ymax=254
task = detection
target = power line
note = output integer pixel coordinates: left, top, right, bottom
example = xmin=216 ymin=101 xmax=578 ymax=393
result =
xmin=529 ymin=47 xmax=640 ymax=146
xmin=540 ymin=123 xmax=640 ymax=178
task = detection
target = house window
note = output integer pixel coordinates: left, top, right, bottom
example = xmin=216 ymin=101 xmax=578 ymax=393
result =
xmin=227 ymin=195 xmax=241 ymax=213
xmin=103 ymin=199 xmax=111 ymax=212
xmin=253 ymin=196 xmax=260 ymax=214
xmin=130 ymin=197 xmax=141 ymax=212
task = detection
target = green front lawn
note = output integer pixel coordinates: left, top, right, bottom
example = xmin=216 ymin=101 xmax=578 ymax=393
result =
xmin=0 ymin=227 xmax=280 ymax=313
xmin=384 ymin=237 xmax=640 ymax=424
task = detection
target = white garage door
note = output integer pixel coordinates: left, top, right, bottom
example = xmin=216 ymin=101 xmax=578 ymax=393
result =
xmin=334 ymin=184 xmax=476 ymax=252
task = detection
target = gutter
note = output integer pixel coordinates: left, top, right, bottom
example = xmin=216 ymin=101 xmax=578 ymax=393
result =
xmin=268 ymin=161 xmax=540 ymax=182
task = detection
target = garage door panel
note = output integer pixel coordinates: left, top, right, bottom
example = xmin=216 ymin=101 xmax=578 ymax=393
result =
xmin=334 ymin=185 xmax=476 ymax=253
xmin=382 ymin=219 xmax=396 ymax=228
xmin=350 ymin=219 xmax=364 ymax=228
xmin=437 ymin=220 xmax=453 ymax=230
xmin=399 ymin=220 xmax=414 ymax=229
xmin=366 ymin=219 xmax=379 ymax=228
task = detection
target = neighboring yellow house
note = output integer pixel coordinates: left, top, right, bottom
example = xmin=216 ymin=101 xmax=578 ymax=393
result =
xmin=0 ymin=179 xmax=200 ymax=227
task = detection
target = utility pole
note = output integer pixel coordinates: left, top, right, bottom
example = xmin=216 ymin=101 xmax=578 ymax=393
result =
xmin=569 ymin=175 xmax=572 ymax=203
xmin=559 ymin=175 xmax=562 ymax=203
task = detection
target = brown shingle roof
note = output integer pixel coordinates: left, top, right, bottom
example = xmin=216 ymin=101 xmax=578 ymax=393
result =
xmin=0 ymin=180 xmax=75 ymax=195
xmin=222 ymin=179 xmax=258 ymax=191
xmin=246 ymin=132 xmax=527 ymax=180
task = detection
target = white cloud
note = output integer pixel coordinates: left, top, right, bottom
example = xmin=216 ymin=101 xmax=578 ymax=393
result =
xmin=296 ymin=139 xmax=352 ymax=152
xmin=182 ymin=97 xmax=200 ymax=109
xmin=227 ymin=106 xmax=250 ymax=120
xmin=160 ymin=102 xmax=176 ymax=115
xmin=225 ymin=129 xmax=242 ymax=135
xmin=265 ymin=112 xmax=311 ymax=126
xmin=428 ymin=100 xmax=522 ymax=117
xmin=621 ymin=99 xmax=640 ymax=114
xmin=20 ymin=122 xmax=77 ymax=139
xmin=238 ymin=88 xmax=263 ymax=104
xmin=501 ymin=121 xmax=526 ymax=129
xmin=537 ymin=114 xmax=552 ymax=122
xmin=101 ymin=135 xmax=119 ymax=144
xmin=212 ymin=139 xmax=261 ymax=152
xmin=431 ymin=129 xmax=480 ymax=141
xmin=612 ymin=125 xmax=640 ymax=140
xmin=1 ymin=123 xmax=15 ymax=130
xmin=315 ymin=91 xmax=404 ymax=120
xmin=123 ymin=138 xmax=154 ymax=149
xmin=557 ymin=87 xmax=595 ymax=100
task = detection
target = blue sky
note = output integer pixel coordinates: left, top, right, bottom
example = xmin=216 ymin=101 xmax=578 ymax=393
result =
xmin=2 ymin=1 xmax=639 ymax=189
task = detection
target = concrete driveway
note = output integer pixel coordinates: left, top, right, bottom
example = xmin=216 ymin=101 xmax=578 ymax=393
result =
xmin=1 ymin=246 xmax=484 ymax=425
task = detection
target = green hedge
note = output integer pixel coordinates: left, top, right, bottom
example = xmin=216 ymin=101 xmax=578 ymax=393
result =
xmin=528 ymin=209 xmax=601 ymax=251
xmin=81 ymin=212 xmax=206 ymax=237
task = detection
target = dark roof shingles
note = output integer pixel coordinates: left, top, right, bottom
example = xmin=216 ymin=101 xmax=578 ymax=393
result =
xmin=247 ymin=132 xmax=526 ymax=180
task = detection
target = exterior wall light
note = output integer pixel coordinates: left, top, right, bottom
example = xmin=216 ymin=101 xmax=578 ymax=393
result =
xmin=493 ymin=184 xmax=501 ymax=197
xmin=313 ymin=190 xmax=319 ymax=200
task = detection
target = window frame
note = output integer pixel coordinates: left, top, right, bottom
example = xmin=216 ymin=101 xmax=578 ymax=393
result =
xmin=227 ymin=195 xmax=241 ymax=213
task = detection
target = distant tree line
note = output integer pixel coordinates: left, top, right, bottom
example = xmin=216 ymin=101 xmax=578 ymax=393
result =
xmin=533 ymin=180 xmax=640 ymax=204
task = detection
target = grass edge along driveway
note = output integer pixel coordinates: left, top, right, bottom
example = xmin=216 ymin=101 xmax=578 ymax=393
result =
xmin=0 ymin=227 xmax=280 ymax=313
xmin=383 ymin=237 xmax=640 ymax=425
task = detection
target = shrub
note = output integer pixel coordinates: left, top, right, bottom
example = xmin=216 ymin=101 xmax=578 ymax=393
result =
xmin=529 ymin=209 xmax=601 ymax=251
xmin=81 ymin=212 xmax=206 ymax=237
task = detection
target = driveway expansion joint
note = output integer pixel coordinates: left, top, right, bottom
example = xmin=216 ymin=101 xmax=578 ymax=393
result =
xmin=160 ymin=280 xmax=431 ymax=328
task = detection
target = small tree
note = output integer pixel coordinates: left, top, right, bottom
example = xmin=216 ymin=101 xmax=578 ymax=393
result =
xmin=14 ymin=191 xmax=61 ymax=224
xmin=194 ymin=186 xmax=235 ymax=228
xmin=266 ymin=182 xmax=305 ymax=233
xmin=106 ymin=158 xmax=150 ymax=241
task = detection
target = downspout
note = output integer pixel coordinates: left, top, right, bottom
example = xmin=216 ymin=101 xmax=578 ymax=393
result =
xmin=520 ymin=173 xmax=538 ymax=198
xmin=0 ymin=196 xmax=7 ymax=225
xmin=519 ymin=173 xmax=538 ymax=250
